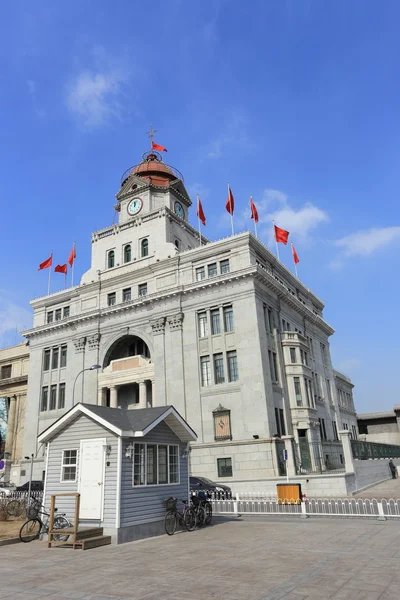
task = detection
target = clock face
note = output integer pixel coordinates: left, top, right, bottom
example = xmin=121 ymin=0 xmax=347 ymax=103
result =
xmin=127 ymin=198 xmax=143 ymax=216
xmin=174 ymin=201 xmax=184 ymax=219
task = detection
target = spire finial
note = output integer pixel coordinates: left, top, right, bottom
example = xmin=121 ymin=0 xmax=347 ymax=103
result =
xmin=147 ymin=125 xmax=157 ymax=149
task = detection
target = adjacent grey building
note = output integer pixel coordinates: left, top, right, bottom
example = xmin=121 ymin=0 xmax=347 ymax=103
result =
xmin=357 ymin=407 xmax=400 ymax=445
xmin=21 ymin=149 xmax=358 ymax=491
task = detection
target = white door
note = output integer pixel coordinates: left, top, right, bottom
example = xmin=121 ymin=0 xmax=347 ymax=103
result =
xmin=78 ymin=438 xmax=105 ymax=520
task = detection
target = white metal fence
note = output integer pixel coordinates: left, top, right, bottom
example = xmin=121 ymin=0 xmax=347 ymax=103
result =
xmin=207 ymin=492 xmax=400 ymax=520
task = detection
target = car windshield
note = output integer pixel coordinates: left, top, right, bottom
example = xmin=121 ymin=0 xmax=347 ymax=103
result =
xmin=198 ymin=477 xmax=215 ymax=485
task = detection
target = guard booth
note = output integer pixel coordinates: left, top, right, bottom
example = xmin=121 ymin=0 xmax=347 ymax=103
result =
xmin=276 ymin=483 xmax=302 ymax=504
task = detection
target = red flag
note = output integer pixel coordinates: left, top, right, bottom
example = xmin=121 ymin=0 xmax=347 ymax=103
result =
xmin=68 ymin=245 xmax=76 ymax=267
xmin=226 ymin=184 xmax=234 ymax=215
xmin=151 ymin=141 xmax=167 ymax=152
xmin=274 ymin=224 xmax=290 ymax=245
xmin=38 ymin=255 xmax=52 ymax=271
xmin=54 ymin=264 xmax=67 ymax=274
xmin=292 ymin=244 xmax=300 ymax=264
xmin=250 ymin=196 xmax=259 ymax=223
xmin=197 ymin=196 xmax=206 ymax=226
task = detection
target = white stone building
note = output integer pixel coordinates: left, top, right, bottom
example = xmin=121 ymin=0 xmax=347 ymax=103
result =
xmin=20 ymin=149 xmax=358 ymax=489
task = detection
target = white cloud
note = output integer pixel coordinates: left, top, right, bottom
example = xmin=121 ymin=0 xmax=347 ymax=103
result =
xmin=207 ymin=109 xmax=252 ymax=159
xmin=0 ymin=300 xmax=32 ymax=341
xmin=335 ymin=358 xmax=362 ymax=373
xmin=233 ymin=188 xmax=329 ymax=244
xmin=66 ymin=66 xmax=129 ymax=128
xmin=335 ymin=227 xmax=400 ymax=257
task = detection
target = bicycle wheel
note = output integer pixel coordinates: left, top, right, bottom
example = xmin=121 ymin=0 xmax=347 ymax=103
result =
xmin=165 ymin=510 xmax=177 ymax=535
xmin=19 ymin=519 xmax=41 ymax=542
xmin=196 ymin=506 xmax=206 ymax=527
xmin=204 ymin=502 xmax=212 ymax=525
xmin=184 ymin=507 xmax=196 ymax=532
xmin=52 ymin=516 xmax=71 ymax=542
xmin=7 ymin=500 xmax=23 ymax=518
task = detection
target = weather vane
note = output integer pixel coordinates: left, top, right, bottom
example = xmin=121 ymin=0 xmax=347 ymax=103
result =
xmin=147 ymin=125 xmax=157 ymax=149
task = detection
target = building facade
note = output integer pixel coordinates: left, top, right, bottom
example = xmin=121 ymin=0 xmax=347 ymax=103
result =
xmin=0 ymin=342 xmax=29 ymax=484
xmin=357 ymin=407 xmax=400 ymax=445
xmin=21 ymin=149 xmax=358 ymax=489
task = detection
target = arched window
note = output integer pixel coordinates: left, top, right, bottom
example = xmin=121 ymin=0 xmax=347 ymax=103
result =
xmin=108 ymin=250 xmax=115 ymax=269
xmin=124 ymin=244 xmax=131 ymax=263
xmin=141 ymin=238 xmax=149 ymax=258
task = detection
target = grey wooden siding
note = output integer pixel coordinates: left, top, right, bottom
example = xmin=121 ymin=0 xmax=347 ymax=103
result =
xmin=44 ymin=414 xmax=118 ymax=527
xmin=120 ymin=421 xmax=189 ymax=526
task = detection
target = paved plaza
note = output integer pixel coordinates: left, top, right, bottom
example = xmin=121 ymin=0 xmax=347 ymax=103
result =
xmin=355 ymin=477 xmax=400 ymax=499
xmin=1 ymin=516 xmax=400 ymax=600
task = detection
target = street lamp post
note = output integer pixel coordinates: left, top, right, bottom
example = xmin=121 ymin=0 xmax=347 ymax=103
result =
xmin=72 ymin=364 xmax=102 ymax=407
xmin=24 ymin=453 xmax=34 ymax=500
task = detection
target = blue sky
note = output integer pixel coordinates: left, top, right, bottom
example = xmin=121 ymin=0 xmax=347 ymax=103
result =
xmin=1 ymin=1 xmax=400 ymax=412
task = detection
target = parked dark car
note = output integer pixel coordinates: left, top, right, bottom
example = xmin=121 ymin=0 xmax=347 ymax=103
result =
xmin=190 ymin=476 xmax=232 ymax=497
xmin=16 ymin=480 xmax=44 ymax=492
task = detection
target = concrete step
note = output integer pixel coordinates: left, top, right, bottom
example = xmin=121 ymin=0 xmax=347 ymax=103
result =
xmin=80 ymin=535 xmax=112 ymax=550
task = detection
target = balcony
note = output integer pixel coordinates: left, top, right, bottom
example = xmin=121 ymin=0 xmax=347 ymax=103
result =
xmin=281 ymin=331 xmax=308 ymax=345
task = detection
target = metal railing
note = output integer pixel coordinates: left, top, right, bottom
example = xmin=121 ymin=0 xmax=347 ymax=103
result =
xmin=351 ymin=439 xmax=400 ymax=460
xmin=293 ymin=441 xmax=345 ymax=474
xmin=207 ymin=492 xmax=400 ymax=520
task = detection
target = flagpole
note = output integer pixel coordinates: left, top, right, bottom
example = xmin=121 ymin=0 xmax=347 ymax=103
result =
xmin=71 ymin=241 xmax=76 ymax=287
xmin=47 ymin=251 xmax=53 ymax=295
xmin=292 ymin=243 xmax=299 ymax=278
xmin=197 ymin=196 xmax=202 ymax=247
xmin=273 ymin=221 xmax=280 ymax=260
xmin=228 ymin=182 xmax=234 ymax=236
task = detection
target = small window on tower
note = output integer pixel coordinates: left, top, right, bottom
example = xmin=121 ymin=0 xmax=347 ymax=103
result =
xmin=175 ymin=239 xmax=180 ymax=251
xmin=124 ymin=245 xmax=131 ymax=263
xmin=108 ymin=250 xmax=115 ymax=269
xmin=141 ymin=238 xmax=149 ymax=258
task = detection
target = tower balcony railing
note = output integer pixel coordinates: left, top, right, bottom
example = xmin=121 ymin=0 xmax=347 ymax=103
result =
xmin=281 ymin=331 xmax=308 ymax=345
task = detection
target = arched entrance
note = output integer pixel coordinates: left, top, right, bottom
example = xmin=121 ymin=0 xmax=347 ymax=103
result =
xmin=99 ymin=335 xmax=154 ymax=410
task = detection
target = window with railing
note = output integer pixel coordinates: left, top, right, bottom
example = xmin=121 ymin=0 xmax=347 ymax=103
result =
xmin=214 ymin=353 xmax=225 ymax=384
xmin=217 ymin=457 xmax=232 ymax=477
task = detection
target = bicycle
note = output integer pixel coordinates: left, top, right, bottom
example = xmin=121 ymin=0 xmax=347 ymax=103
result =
xmin=164 ymin=497 xmax=196 ymax=535
xmin=191 ymin=491 xmax=212 ymax=526
xmin=19 ymin=505 xmax=72 ymax=543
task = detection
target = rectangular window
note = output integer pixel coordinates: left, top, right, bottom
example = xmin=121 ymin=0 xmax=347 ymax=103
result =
xmin=0 ymin=365 xmax=11 ymax=379
xmin=60 ymin=346 xmax=67 ymax=368
xmin=220 ymin=259 xmax=230 ymax=274
xmin=268 ymin=350 xmax=275 ymax=382
xmin=200 ymin=356 xmax=211 ymax=387
xmin=196 ymin=266 xmax=205 ymax=281
xmin=268 ymin=308 xmax=274 ymax=333
xmin=61 ymin=450 xmax=77 ymax=482
xmin=352 ymin=425 xmax=357 ymax=440
xmin=290 ymin=348 xmax=296 ymax=363
xmin=138 ymin=283 xmax=147 ymax=297
xmin=217 ymin=457 xmax=232 ymax=477
xmin=223 ymin=306 xmax=234 ymax=332
xmin=214 ymin=353 xmax=225 ymax=384
xmin=51 ymin=348 xmax=59 ymax=370
xmin=272 ymin=352 xmax=279 ymax=384
xmin=47 ymin=312 xmax=53 ymax=324
xmin=304 ymin=378 xmax=311 ymax=407
xmin=320 ymin=342 xmax=327 ymax=364
xmin=198 ymin=312 xmax=208 ymax=338
xmin=123 ymin=288 xmax=131 ymax=302
xmin=279 ymin=408 xmax=286 ymax=436
xmin=158 ymin=445 xmax=168 ymax=484
xmin=333 ymin=420 xmax=338 ymax=441
xmin=208 ymin=263 xmax=217 ymax=277
xmin=321 ymin=418 xmax=327 ymax=441
xmin=41 ymin=387 xmax=48 ymax=412
xmin=275 ymin=407 xmax=281 ymax=437
xmin=107 ymin=292 xmax=116 ymax=306
xmin=146 ymin=445 xmax=157 ymax=485
xmin=63 ymin=306 xmax=70 ymax=318
xmin=169 ymin=446 xmax=179 ymax=484
xmin=308 ymin=337 xmax=314 ymax=356
xmin=50 ymin=385 xmax=57 ymax=410
xmin=55 ymin=309 xmax=62 ymax=321
xmin=294 ymin=377 xmax=302 ymax=406
xmin=58 ymin=383 xmax=65 ymax=410
xmin=326 ymin=379 xmax=332 ymax=403
xmin=43 ymin=349 xmax=51 ymax=371
xmin=227 ymin=350 xmax=239 ymax=382
xmin=133 ymin=443 xmax=146 ymax=486
xmin=211 ymin=309 xmax=221 ymax=335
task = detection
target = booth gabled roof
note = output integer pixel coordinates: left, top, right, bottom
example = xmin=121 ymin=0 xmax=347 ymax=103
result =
xmin=37 ymin=403 xmax=197 ymax=444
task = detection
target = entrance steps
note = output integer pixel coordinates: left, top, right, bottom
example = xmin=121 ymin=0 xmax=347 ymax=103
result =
xmin=50 ymin=526 xmax=112 ymax=550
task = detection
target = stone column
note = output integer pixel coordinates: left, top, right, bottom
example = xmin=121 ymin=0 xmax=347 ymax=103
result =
xmin=339 ymin=429 xmax=355 ymax=474
xmin=110 ymin=386 xmax=119 ymax=409
xmin=97 ymin=387 xmax=107 ymax=406
xmin=149 ymin=379 xmax=155 ymax=407
xmin=4 ymin=396 xmax=17 ymax=459
xmin=138 ymin=381 xmax=147 ymax=409
xmin=281 ymin=435 xmax=296 ymax=477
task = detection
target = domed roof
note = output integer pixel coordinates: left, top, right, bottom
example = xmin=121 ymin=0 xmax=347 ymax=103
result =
xmin=121 ymin=152 xmax=183 ymax=188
